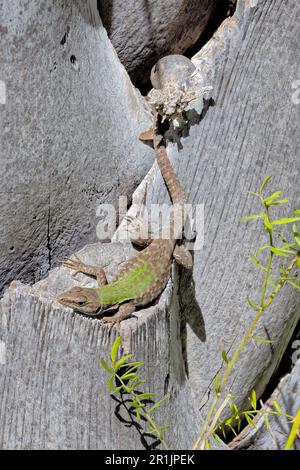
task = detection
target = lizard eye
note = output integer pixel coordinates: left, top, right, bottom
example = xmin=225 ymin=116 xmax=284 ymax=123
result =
xmin=78 ymin=301 xmax=86 ymax=306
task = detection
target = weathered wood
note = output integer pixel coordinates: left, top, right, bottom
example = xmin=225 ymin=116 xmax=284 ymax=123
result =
xmin=0 ymin=0 xmax=152 ymax=294
xmin=0 ymin=243 xmax=205 ymax=449
xmin=131 ymin=0 xmax=300 ymax=417
xmin=0 ymin=0 xmax=299 ymax=450
xmin=230 ymin=357 xmax=300 ymax=450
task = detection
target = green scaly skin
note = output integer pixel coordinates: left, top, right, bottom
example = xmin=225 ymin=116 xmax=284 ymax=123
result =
xmin=57 ymin=115 xmax=191 ymax=324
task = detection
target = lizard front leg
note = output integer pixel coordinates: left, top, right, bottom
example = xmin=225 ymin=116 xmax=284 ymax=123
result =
xmin=63 ymin=255 xmax=107 ymax=287
xmin=101 ymin=302 xmax=135 ymax=325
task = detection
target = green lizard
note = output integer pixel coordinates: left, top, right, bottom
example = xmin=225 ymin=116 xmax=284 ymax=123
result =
xmin=56 ymin=114 xmax=192 ymax=324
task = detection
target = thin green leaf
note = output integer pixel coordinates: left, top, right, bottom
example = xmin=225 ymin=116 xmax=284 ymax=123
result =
xmin=230 ymin=403 xmax=239 ymax=416
xmin=281 ymin=243 xmax=297 ymax=249
xmin=131 ymin=401 xmax=145 ymax=409
xmin=148 ymin=396 xmax=168 ymax=413
xmin=287 ymin=280 xmax=300 ymax=290
xmin=269 ymin=247 xmax=290 ymax=257
xmin=256 ymin=244 xmax=270 ymax=254
xmin=273 ymin=401 xmax=281 ymax=413
xmin=136 ymin=410 xmax=141 ymax=422
xmin=249 ymin=253 xmax=267 ymax=271
xmin=247 ymin=296 xmax=259 ymax=310
xmin=228 ymin=424 xmax=237 ymax=437
xmin=205 ymin=440 xmax=212 ymax=449
xmin=136 ymin=392 xmax=156 ymax=400
xmin=259 ymin=175 xmax=272 ymax=193
xmin=271 ymin=276 xmax=297 ymax=281
xmin=247 ymin=191 xmax=260 ymax=197
xmin=125 ymin=363 xmax=144 ymax=373
xmin=225 ymin=417 xmax=233 ymax=427
xmin=118 ymin=361 xmax=144 ymax=369
xmin=272 ymin=217 xmax=300 ymax=225
xmin=245 ymin=413 xmax=254 ymax=427
xmin=114 ymin=354 xmax=134 ymax=371
xmin=263 ymin=214 xmax=273 ymax=232
xmin=298 ymin=259 xmax=300 ymax=268
xmin=263 ymin=191 xmax=282 ymax=205
xmin=293 ymin=224 xmax=300 ymax=246
xmin=134 ymin=380 xmax=146 ymax=388
xmin=222 ymin=350 xmax=229 ymax=363
xmin=253 ymin=337 xmax=273 ymax=344
xmin=268 ymin=199 xmax=289 ymax=206
xmin=213 ymin=432 xmax=223 ymax=446
xmin=111 ymin=336 xmax=122 ymax=363
xmin=293 ymin=209 xmax=300 ymax=215
xmin=264 ymin=415 xmax=270 ymax=431
xmin=100 ymin=357 xmax=113 ymax=374
xmin=240 ymin=213 xmax=265 ymax=222
xmin=120 ymin=372 xmax=138 ymax=380
xmin=158 ymin=425 xmax=169 ymax=432
xmin=111 ymin=386 xmax=123 ymax=395
xmin=215 ymin=374 xmax=220 ymax=394
xmin=251 ymin=390 xmax=257 ymax=410
xmin=284 ymin=405 xmax=300 ymax=450
xmin=122 ymin=384 xmax=133 ymax=394
xmin=107 ymin=375 xmax=115 ymax=391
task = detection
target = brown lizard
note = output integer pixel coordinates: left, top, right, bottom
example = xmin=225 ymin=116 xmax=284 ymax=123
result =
xmin=56 ymin=113 xmax=192 ymax=324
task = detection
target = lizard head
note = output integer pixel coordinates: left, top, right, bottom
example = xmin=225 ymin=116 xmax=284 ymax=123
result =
xmin=56 ymin=286 xmax=103 ymax=315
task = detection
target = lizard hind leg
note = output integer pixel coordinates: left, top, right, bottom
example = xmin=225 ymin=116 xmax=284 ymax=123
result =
xmin=62 ymin=254 xmax=107 ymax=287
xmin=173 ymin=245 xmax=193 ymax=269
xmin=125 ymin=215 xmax=155 ymax=247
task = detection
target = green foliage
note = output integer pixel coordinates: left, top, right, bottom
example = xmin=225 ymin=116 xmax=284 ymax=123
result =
xmin=216 ymin=392 xmax=293 ymax=441
xmin=193 ymin=176 xmax=300 ymax=450
xmin=241 ymin=175 xmax=300 ymax=302
xmin=101 ymin=336 xmax=169 ymax=449
xmin=284 ymin=406 xmax=300 ymax=450
xmin=100 ymin=176 xmax=299 ymax=451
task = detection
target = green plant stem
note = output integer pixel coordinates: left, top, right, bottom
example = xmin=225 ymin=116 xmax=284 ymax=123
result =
xmin=193 ymin=254 xmax=298 ymax=450
xmin=260 ymin=207 xmax=273 ymax=306
xmin=284 ymin=406 xmax=300 ymax=450
xmin=116 ymin=373 xmax=169 ymax=450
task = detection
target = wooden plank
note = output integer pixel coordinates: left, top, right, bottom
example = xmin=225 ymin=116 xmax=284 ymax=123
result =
xmin=0 ymin=243 xmax=205 ymax=449
xmin=138 ymin=0 xmax=300 ymax=415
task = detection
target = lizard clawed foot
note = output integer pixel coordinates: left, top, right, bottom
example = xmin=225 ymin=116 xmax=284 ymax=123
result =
xmin=62 ymin=256 xmax=90 ymax=278
xmin=101 ymin=302 xmax=136 ymax=327
xmin=101 ymin=316 xmax=120 ymax=326
xmin=62 ymin=256 xmax=107 ymax=286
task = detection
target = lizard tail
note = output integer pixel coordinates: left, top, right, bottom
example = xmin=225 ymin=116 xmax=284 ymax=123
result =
xmin=151 ymin=111 xmax=186 ymax=206
xmin=153 ymin=120 xmax=187 ymax=241
xmin=154 ymin=142 xmax=187 ymax=206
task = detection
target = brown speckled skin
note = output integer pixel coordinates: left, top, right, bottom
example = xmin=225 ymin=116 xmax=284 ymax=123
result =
xmin=115 ymin=238 xmax=174 ymax=307
xmin=57 ymin=114 xmax=189 ymax=321
xmin=114 ymin=125 xmax=187 ymax=307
